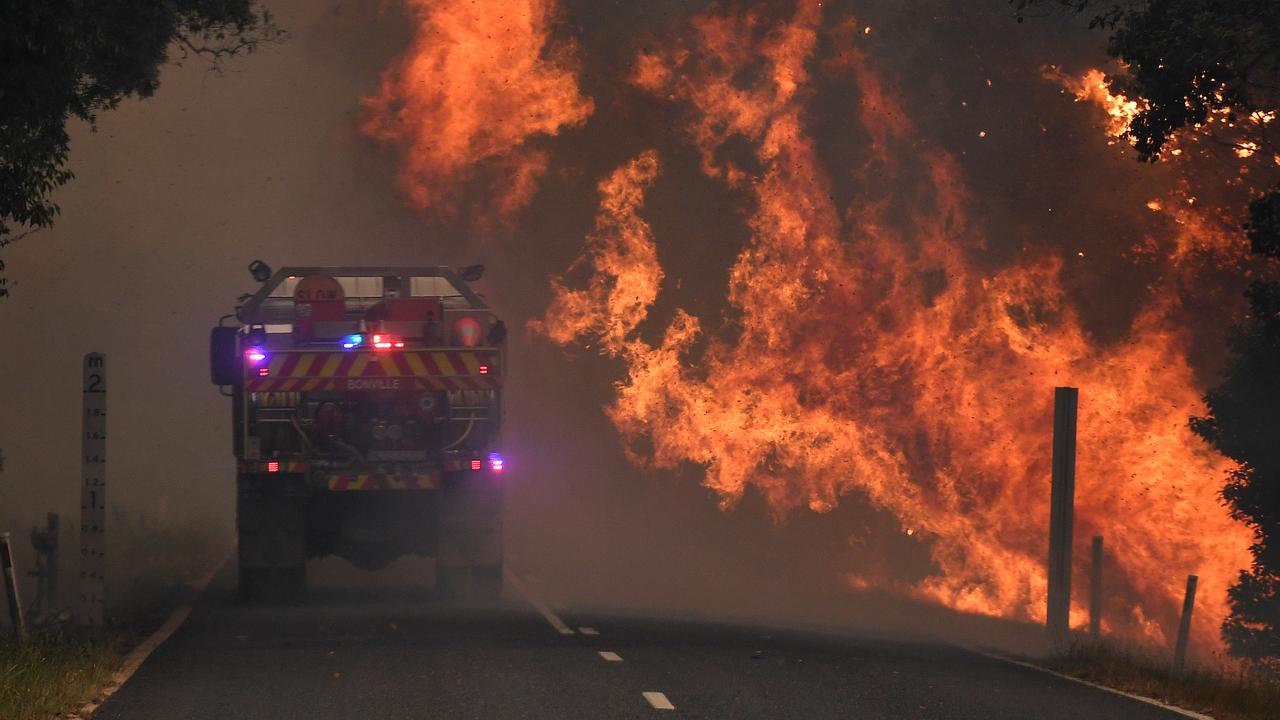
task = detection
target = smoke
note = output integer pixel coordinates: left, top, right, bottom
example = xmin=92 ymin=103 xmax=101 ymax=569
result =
xmin=0 ymin=0 xmax=1261 ymax=658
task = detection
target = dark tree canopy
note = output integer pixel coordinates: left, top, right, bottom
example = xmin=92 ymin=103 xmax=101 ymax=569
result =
xmin=1190 ymin=281 xmax=1280 ymax=665
xmin=1017 ymin=1 xmax=1280 ymax=163
xmin=1018 ymin=0 xmax=1280 ymax=665
xmin=0 ymin=0 xmax=281 ymax=271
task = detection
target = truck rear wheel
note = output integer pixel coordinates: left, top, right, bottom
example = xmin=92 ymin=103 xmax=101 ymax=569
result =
xmin=237 ymin=474 xmax=309 ymax=602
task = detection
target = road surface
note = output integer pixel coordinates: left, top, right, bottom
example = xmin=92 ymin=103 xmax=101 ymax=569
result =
xmin=93 ymin=560 xmax=1192 ymax=719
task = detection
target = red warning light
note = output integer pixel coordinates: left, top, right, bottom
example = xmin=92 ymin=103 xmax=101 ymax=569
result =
xmin=372 ymin=334 xmax=406 ymax=350
xmin=258 ymin=368 xmax=270 ymax=376
xmin=267 ymin=461 xmax=280 ymax=473
xmin=479 ymin=365 xmax=489 ymax=375
xmin=470 ymin=459 xmax=482 ymax=471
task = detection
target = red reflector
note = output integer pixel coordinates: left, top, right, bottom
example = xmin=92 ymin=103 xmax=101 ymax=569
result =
xmin=470 ymin=459 xmax=482 ymax=471
xmin=258 ymin=368 xmax=270 ymax=376
xmin=267 ymin=461 xmax=280 ymax=473
xmin=479 ymin=365 xmax=489 ymax=375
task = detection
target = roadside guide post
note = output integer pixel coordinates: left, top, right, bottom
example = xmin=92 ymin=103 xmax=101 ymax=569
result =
xmin=1047 ymin=387 xmax=1078 ymax=650
xmin=1 ymin=532 xmax=27 ymax=640
xmin=1089 ymin=535 xmax=1103 ymax=640
xmin=1173 ymin=574 xmax=1198 ymax=671
xmin=79 ymin=353 xmax=107 ymax=626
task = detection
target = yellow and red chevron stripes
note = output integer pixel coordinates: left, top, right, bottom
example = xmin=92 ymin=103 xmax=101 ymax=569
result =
xmin=238 ymin=460 xmax=307 ymax=474
xmin=244 ymin=349 xmax=499 ymax=392
xmin=326 ymin=472 xmax=441 ymax=491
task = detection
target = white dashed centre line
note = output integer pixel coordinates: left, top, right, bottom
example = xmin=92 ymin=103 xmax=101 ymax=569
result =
xmin=503 ymin=569 xmax=574 ymax=635
xmin=643 ymin=691 xmax=676 ymax=710
xmin=579 ymin=627 xmax=599 ymax=636
xmin=598 ymin=651 xmax=623 ymax=662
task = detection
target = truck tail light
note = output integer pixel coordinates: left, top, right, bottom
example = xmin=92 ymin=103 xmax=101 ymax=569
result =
xmin=372 ymin=334 xmax=405 ymax=349
xmin=267 ymin=461 xmax=280 ymax=473
xmin=470 ymin=459 xmax=482 ymax=471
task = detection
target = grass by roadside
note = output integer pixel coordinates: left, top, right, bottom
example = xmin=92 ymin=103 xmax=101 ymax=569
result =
xmin=1041 ymin=638 xmax=1280 ymax=720
xmin=0 ymin=629 xmax=123 ymax=720
xmin=0 ymin=513 xmax=228 ymax=720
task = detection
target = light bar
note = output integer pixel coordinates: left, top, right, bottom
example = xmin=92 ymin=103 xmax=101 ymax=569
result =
xmin=371 ymin=334 xmax=405 ymax=350
xmin=342 ymin=334 xmax=364 ymax=350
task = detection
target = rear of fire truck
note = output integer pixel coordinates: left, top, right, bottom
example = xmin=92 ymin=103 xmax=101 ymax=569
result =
xmin=210 ymin=264 xmax=506 ymax=601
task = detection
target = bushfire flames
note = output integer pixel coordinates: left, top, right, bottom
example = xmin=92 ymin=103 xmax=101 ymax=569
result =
xmin=372 ymin=0 xmax=1257 ymax=651
xmin=361 ymin=0 xmax=593 ymax=223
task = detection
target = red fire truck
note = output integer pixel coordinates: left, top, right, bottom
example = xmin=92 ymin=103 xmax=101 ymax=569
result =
xmin=210 ymin=263 xmax=506 ymax=600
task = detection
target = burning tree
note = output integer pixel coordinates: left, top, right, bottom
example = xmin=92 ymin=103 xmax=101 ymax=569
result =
xmin=1022 ymin=0 xmax=1280 ymax=662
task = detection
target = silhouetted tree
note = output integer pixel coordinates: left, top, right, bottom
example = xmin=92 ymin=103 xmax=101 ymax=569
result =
xmin=1018 ymin=0 xmax=1280 ymax=664
xmin=0 ymin=0 xmax=282 ymax=296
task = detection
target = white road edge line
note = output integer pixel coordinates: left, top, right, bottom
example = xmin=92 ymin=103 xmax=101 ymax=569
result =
xmin=599 ymin=650 xmax=623 ymax=662
xmin=68 ymin=549 xmax=232 ymax=719
xmin=504 ymin=568 xmax=574 ymax=635
xmin=642 ymin=691 xmax=676 ymax=710
xmin=966 ymin=647 xmax=1215 ymax=720
xmin=580 ymin=626 xmax=600 ymax=636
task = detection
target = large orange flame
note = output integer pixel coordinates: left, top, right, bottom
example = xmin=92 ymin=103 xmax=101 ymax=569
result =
xmin=536 ymin=2 xmax=1252 ymax=651
xmin=361 ymin=0 xmax=593 ymax=222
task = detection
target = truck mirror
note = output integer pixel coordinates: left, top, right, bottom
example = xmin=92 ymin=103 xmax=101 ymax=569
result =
xmin=210 ymin=327 xmax=240 ymax=385
xmin=248 ymin=260 xmax=273 ymax=283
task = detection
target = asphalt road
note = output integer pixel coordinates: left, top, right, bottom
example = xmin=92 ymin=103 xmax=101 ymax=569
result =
xmin=94 ymin=560 xmax=1192 ymax=720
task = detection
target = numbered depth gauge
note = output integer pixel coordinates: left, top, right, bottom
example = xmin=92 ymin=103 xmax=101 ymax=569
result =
xmin=79 ymin=353 xmax=106 ymax=626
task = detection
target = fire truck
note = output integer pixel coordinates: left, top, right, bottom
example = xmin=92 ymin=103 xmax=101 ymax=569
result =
xmin=210 ymin=263 xmax=506 ymax=600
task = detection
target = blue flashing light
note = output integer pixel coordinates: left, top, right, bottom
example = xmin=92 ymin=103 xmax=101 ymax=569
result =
xmin=488 ymin=452 xmax=505 ymax=473
xmin=245 ymin=348 xmax=268 ymax=364
xmin=342 ymin=334 xmax=364 ymax=350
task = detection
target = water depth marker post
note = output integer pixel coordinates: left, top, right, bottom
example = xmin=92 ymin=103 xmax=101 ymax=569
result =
xmin=1047 ymin=386 xmax=1078 ymax=649
xmin=79 ymin=353 xmax=107 ymax=626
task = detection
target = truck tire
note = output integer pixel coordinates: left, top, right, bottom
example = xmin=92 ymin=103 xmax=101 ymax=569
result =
xmin=237 ymin=475 xmax=308 ymax=602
